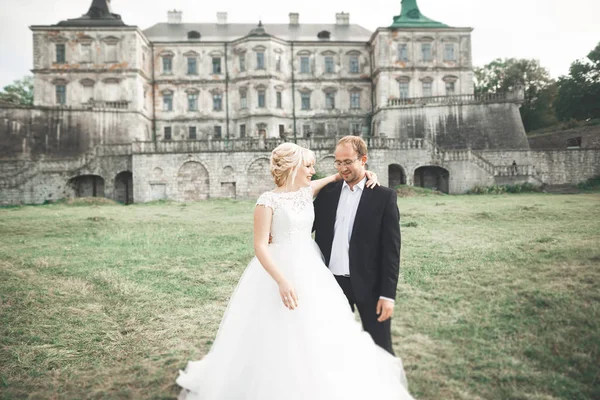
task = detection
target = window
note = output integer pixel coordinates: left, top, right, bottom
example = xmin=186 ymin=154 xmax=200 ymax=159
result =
xmin=325 ymin=92 xmax=335 ymax=109
xmin=351 ymin=123 xmax=361 ymax=135
xmin=566 ymin=137 xmax=582 ymax=148
xmin=105 ymin=44 xmax=117 ymax=62
xmin=300 ymin=56 xmax=310 ymax=73
xmin=444 ymin=44 xmax=455 ymax=61
xmin=301 ymin=92 xmax=311 ymax=110
xmin=239 ymin=124 xmax=246 ymax=138
xmin=275 ymin=55 xmax=282 ymax=72
xmin=317 ymin=31 xmax=331 ymax=40
xmin=56 ymin=44 xmax=66 ymax=64
xmin=188 ymin=93 xmax=198 ymax=111
xmin=55 ymin=84 xmax=66 ymax=105
xmin=445 ymin=81 xmax=455 ymax=95
xmin=279 ymin=124 xmax=285 ymax=137
xmin=350 ymin=92 xmax=360 ymax=109
xmin=258 ymin=90 xmax=266 ymax=108
xmin=421 ymin=43 xmax=432 ymax=62
xmin=81 ymin=44 xmax=92 ymax=63
xmin=325 ymin=56 xmax=334 ymax=74
xmin=399 ymin=82 xmax=409 ymax=99
xmin=188 ymin=31 xmax=201 ymax=40
xmin=214 ymin=126 xmax=222 ymax=139
xmin=256 ymin=52 xmax=265 ymax=69
xmin=240 ymin=91 xmax=247 ymax=109
xmin=187 ymin=58 xmax=198 ymax=75
xmin=239 ymin=54 xmax=246 ymax=72
xmin=164 ymin=126 xmax=172 ymax=140
xmin=276 ymin=91 xmax=282 ymax=108
xmin=397 ymin=44 xmax=408 ymax=61
xmin=349 ymin=56 xmax=359 ymax=73
xmin=303 ymin=124 xmax=311 ymax=137
xmin=212 ymin=57 xmax=222 ymax=74
xmin=163 ymin=57 xmax=172 ymax=74
xmin=213 ymin=93 xmax=222 ymax=111
xmin=188 ymin=126 xmax=197 ymax=139
xmin=83 ymin=84 xmax=93 ymax=102
xmin=422 ymin=81 xmax=432 ymax=97
xmin=163 ymin=92 xmax=173 ymax=111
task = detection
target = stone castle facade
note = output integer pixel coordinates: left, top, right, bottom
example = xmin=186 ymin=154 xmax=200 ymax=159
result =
xmin=0 ymin=0 xmax=598 ymax=205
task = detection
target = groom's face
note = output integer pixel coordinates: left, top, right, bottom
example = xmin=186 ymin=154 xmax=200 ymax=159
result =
xmin=334 ymin=143 xmax=367 ymax=186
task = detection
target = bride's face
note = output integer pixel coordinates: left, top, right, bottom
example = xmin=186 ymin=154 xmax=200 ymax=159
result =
xmin=294 ymin=160 xmax=315 ymax=187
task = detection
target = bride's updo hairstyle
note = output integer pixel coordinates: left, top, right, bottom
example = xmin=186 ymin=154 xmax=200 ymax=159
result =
xmin=270 ymin=143 xmax=315 ymax=187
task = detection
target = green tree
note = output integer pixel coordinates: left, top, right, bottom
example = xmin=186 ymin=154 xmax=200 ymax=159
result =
xmin=0 ymin=76 xmax=34 ymax=106
xmin=554 ymin=42 xmax=600 ymax=121
xmin=475 ymin=58 xmax=557 ymax=132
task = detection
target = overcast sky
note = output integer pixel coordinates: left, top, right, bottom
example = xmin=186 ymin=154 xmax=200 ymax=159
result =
xmin=0 ymin=0 xmax=598 ymax=88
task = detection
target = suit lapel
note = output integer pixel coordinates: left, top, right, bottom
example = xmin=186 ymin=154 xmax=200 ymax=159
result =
xmin=350 ymin=186 xmax=373 ymax=242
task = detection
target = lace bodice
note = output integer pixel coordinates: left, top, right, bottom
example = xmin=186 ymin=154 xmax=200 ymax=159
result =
xmin=256 ymin=186 xmax=314 ymax=245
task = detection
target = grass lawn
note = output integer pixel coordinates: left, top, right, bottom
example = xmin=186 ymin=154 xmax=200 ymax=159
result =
xmin=1 ymin=193 xmax=599 ymax=399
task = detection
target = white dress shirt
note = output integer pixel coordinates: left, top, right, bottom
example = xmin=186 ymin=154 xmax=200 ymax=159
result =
xmin=329 ymin=176 xmax=394 ymax=303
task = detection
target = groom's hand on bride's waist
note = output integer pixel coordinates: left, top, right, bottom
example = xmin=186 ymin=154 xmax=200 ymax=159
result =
xmin=376 ymin=298 xmax=394 ymax=322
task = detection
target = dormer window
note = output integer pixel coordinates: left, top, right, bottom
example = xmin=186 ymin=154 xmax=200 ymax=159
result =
xmin=188 ymin=31 xmax=201 ymax=40
xmin=317 ymin=30 xmax=331 ymax=40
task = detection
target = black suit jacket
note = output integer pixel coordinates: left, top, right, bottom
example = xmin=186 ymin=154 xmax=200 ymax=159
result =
xmin=313 ymin=181 xmax=401 ymax=304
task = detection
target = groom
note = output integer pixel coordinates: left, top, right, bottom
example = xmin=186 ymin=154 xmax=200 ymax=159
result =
xmin=313 ymin=136 xmax=401 ymax=355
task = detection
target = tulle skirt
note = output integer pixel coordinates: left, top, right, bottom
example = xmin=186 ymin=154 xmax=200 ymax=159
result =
xmin=176 ymin=239 xmax=413 ymax=400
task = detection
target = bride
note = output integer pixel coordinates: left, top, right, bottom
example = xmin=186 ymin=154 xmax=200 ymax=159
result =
xmin=176 ymin=143 xmax=414 ymax=400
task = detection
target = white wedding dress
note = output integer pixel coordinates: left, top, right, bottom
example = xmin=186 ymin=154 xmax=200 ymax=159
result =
xmin=176 ymin=186 xmax=414 ymax=400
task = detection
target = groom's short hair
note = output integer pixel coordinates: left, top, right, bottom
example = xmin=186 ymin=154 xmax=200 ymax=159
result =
xmin=337 ymin=136 xmax=368 ymax=157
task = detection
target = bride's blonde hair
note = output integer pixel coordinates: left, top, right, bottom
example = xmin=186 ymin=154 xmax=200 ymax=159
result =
xmin=270 ymin=143 xmax=315 ymax=187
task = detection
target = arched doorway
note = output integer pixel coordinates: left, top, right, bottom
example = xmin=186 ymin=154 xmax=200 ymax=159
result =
xmin=114 ymin=171 xmax=133 ymax=204
xmin=67 ymin=175 xmax=105 ymax=198
xmin=247 ymin=157 xmax=272 ymax=198
xmin=414 ymin=166 xmax=449 ymax=193
xmin=177 ymin=162 xmax=210 ymax=201
xmin=388 ymin=164 xmax=406 ymax=188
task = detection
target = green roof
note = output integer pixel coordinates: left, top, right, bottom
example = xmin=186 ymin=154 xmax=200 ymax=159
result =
xmin=390 ymin=0 xmax=449 ymax=28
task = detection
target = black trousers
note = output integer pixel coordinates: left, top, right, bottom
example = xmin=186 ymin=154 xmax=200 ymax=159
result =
xmin=334 ymin=275 xmax=395 ymax=355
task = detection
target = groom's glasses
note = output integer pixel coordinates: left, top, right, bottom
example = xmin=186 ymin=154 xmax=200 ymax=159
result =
xmin=333 ymin=158 xmax=361 ymax=168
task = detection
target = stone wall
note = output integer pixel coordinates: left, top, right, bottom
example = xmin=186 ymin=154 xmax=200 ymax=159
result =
xmin=374 ymin=101 xmax=529 ymax=150
xmin=3 ymin=139 xmax=600 ymax=206
xmin=529 ymin=149 xmax=600 ymax=185
xmin=528 ymin=126 xmax=600 ymax=149
xmin=0 ymin=104 xmax=151 ymax=159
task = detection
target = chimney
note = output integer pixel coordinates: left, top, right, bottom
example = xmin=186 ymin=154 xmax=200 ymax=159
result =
xmin=217 ymin=12 xmax=228 ymax=25
xmin=289 ymin=12 xmax=299 ymax=26
xmin=336 ymin=12 xmax=350 ymax=26
xmin=168 ymin=10 xmax=182 ymax=24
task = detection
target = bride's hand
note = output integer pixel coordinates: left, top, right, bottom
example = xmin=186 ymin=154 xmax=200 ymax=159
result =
xmin=365 ymin=170 xmax=380 ymax=189
xmin=278 ymin=279 xmax=299 ymax=310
